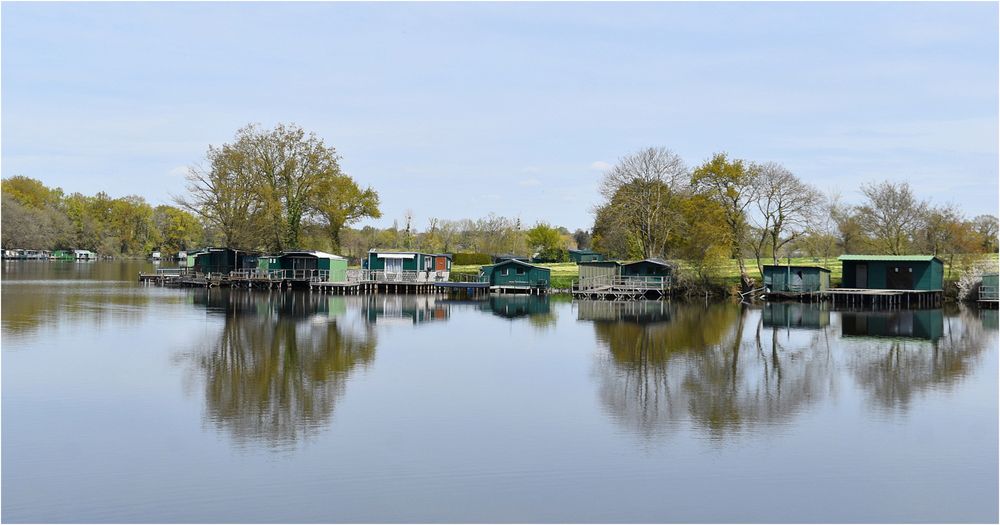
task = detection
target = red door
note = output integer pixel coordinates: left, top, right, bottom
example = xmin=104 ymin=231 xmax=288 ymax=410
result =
xmin=435 ymin=257 xmax=447 ymax=271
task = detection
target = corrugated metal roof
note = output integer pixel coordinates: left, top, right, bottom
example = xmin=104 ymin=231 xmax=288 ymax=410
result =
xmin=763 ymin=264 xmax=831 ymax=272
xmin=838 ymin=255 xmax=942 ymax=263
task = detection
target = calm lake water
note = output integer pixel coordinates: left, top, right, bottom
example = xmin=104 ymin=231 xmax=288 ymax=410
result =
xmin=2 ymin=261 xmax=997 ymax=523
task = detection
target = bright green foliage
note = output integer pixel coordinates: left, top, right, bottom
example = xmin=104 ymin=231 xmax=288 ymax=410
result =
xmin=154 ymin=205 xmax=204 ymax=255
xmin=526 ymin=222 xmax=567 ymax=262
xmin=1 ymin=176 xmax=63 ymax=209
xmin=179 ymin=123 xmax=380 ymax=252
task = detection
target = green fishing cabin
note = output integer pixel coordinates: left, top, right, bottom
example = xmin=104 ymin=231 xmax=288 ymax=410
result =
xmin=479 ymin=259 xmax=551 ymax=292
xmin=838 ymin=255 xmax=944 ymax=290
xmin=763 ymin=265 xmax=831 ymax=293
xmin=568 ymin=249 xmax=604 ymax=263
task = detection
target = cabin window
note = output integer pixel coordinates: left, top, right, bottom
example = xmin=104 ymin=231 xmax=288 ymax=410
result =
xmin=425 ymin=257 xmax=432 ymax=270
xmin=501 ymin=268 xmax=509 ymax=276
xmin=516 ymin=267 xmax=525 ymax=275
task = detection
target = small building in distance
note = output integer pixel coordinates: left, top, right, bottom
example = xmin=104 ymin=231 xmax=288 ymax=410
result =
xmin=258 ymin=250 xmax=348 ymax=282
xmin=568 ymin=249 xmax=604 ymax=264
xmin=479 ymin=259 xmax=551 ymax=293
xmin=492 ymin=254 xmax=531 ymax=264
xmin=838 ymin=255 xmax=944 ymax=291
xmin=51 ymin=250 xmax=74 ymax=261
xmin=73 ymin=249 xmax=96 ymax=260
xmin=763 ymin=264 xmax=831 ymax=293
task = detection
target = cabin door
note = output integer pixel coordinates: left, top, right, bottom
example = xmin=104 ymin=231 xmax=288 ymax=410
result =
xmin=886 ymin=266 xmax=914 ymax=290
xmin=855 ymin=264 xmax=868 ymax=288
xmin=385 ymin=258 xmax=403 ymax=279
xmin=435 ymin=257 xmax=447 ymax=271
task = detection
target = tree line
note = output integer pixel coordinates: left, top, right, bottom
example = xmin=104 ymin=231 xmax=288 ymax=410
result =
xmin=3 ymin=129 xmax=996 ymax=275
xmin=592 ymin=147 xmax=998 ymax=289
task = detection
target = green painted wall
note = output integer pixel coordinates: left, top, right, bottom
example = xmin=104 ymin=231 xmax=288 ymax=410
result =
xmin=367 ymin=252 xmax=450 ymax=272
xmin=569 ymin=251 xmax=604 ymax=263
xmin=841 ymin=309 xmax=944 ymax=340
xmin=840 ymin=259 xmax=943 ymax=290
xmin=482 ymin=260 xmax=550 ymax=288
xmin=763 ymin=266 xmax=830 ymax=292
xmin=621 ymin=261 xmax=671 ymax=278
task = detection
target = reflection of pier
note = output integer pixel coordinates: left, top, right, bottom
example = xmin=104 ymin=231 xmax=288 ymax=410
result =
xmin=576 ymin=300 xmax=671 ymax=323
xmin=362 ymin=295 xmax=449 ymax=325
xmin=762 ymin=303 xmax=830 ymax=330
xmin=482 ymin=295 xmax=551 ymax=319
xmin=841 ymin=309 xmax=944 ymax=340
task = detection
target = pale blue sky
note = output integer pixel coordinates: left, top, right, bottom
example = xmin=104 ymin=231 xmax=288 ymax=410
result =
xmin=2 ymin=2 xmax=997 ymax=231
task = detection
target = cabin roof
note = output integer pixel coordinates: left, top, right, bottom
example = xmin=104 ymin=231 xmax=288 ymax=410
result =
xmin=763 ymin=264 xmax=831 ymax=273
xmin=278 ymin=250 xmax=345 ymax=260
xmin=838 ymin=255 xmax=943 ymax=264
xmin=481 ymin=258 xmax=550 ymax=271
xmin=621 ymin=258 xmax=673 ymax=268
xmin=569 ymin=249 xmax=600 ymax=254
xmin=369 ymin=249 xmax=450 ymax=258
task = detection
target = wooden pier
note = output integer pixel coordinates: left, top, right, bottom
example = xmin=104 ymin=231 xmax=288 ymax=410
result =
xmin=763 ymin=288 xmax=943 ymax=308
xmin=572 ymin=276 xmax=670 ymax=300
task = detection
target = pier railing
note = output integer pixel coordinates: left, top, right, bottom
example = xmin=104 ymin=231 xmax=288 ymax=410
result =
xmin=575 ymin=275 xmax=670 ymax=292
xmin=345 ymin=269 xmax=451 ymax=283
xmin=980 ymin=285 xmax=998 ymax=301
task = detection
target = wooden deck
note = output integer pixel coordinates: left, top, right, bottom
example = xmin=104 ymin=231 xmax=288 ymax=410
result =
xmin=763 ymin=287 xmax=943 ymax=308
xmin=572 ymin=276 xmax=670 ymax=300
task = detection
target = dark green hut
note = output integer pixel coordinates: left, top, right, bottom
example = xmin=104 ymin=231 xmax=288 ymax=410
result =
xmin=838 ymin=255 xmax=944 ymax=290
xmin=258 ymin=250 xmax=348 ymax=281
xmin=568 ymin=249 xmax=604 ymax=263
xmin=841 ymin=309 xmax=943 ymax=340
xmin=493 ymin=254 xmax=530 ymax=263
xmin=762 ymin=303 xmax=830 ymax=329
xmin=620 ymin=259 xmax=673 ymax=283
xmin=480 ymin=259 xmax=550 ymax=290
xmin=762 ymin=265 xmax=831 ymax=293
xmin=194 ymin=248 xmax=259 ymax=275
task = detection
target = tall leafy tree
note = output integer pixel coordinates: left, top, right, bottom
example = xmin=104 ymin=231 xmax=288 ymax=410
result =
xmin=691 ymin=153 xmax=759 ymax=290
xmin=598 ymin=147 xmax=689 ymax=258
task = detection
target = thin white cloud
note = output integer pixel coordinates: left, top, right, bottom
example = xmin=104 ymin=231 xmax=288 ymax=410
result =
xmin=168 ymin=165 xmax=190 ymax=178
xmin=590 ymin=161 xmax=611 ymax=171
xmin=518 ymin=178 xmax=542 ymax=187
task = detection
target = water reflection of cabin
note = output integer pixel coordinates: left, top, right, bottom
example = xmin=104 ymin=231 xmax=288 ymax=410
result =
xmin=568 ymin=249 xmax=604 ymax=263
xmin=257 ymin=250 xmax=348 ymax=282
xmin=479 ymin=259 xmax=551 ymax=294
xmin=762 ymin=303 xmax=830 ymax=329
xmin=841 ymin=309 xmax=943 ymax=340
xmin=763 ymin=265 xmax=830 ymax=296
xmin=576 ymin=300 xmax=671 ymax=324
xmin=482 ymin=294 xmax=551 ymax=319
xmin=364 ymin=295 xmax=449 ymax=325
xmin=193 ymin=248 xmax=260 ymax=275
xmin=573 ymin=259 xmax=672 ymax=300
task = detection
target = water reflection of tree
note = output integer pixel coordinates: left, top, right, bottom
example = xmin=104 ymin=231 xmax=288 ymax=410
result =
xmin=593 ymin=303 xmax=834 ymax=440
xmin=846 ymin=307 xmax=990 ymax=412
xmin=188 ymin=290 xmax=376 ymax=448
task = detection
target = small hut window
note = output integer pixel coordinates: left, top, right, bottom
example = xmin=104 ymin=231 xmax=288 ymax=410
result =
xmin=501 ymin=268 xmax=509 ymax=276
xmin=425 ymin=257 xmax=432 ymax=270
xmin=516 ymin=267 xmax=525 ymax=275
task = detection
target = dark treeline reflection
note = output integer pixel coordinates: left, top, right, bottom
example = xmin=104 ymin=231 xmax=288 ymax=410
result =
xmin=186 ymin=289 xmax=377 ymax=448
xmin=844 ymin=307 xmax=993 ymax=412
xmin=587 ymin=301 xmax=995 ymax=440
xmin=2 ymin=261 xmax=181 ymax=337
xmin=587 ymin=301 xmax=833 ymax=440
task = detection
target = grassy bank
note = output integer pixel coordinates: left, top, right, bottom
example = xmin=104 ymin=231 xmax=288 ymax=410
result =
xmin=452 ymin=253 xmax=999 ymax=293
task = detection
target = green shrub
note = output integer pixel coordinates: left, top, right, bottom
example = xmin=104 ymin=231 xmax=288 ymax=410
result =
xmin=452 ymin=252 xmax=492 ymax=265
